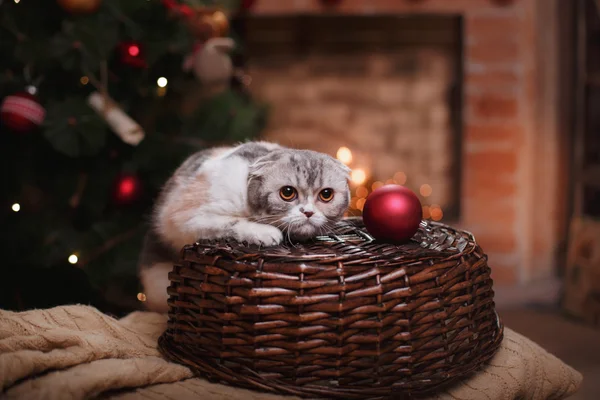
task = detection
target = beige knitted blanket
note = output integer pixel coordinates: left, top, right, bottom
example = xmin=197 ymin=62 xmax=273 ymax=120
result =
xmin=0 ymin=305 xmax=582 ymax=400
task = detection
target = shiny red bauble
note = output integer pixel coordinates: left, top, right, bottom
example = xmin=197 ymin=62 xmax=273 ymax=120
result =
xmin=0 ymin=90 xmax=46 ymax=133
xmin=362 ymin=185 xmax=423 ymax=243
xmin=118 ymin=41 xmax=146 ymax=68
xmin=113 ymin=174 xmax=142 ymax=205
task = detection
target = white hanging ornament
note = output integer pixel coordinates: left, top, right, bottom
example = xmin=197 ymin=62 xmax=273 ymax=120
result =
xmin=87 ymin=92 xmax=145 ymax=146
xmin=192 ymin=37 xmax=234 ymax=92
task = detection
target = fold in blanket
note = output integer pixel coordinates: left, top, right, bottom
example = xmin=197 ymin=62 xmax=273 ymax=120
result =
xmin=0 ymin=305 xmax=582 ymax=400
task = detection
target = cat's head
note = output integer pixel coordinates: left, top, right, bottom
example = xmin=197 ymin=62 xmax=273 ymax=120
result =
xmin=248 ymin=149 xmax=351 ymax=241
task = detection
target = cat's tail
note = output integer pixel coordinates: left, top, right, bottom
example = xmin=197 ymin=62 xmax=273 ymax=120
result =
xmin=138 ymin=231 xmax=177 ymax=314
xmin=139 ymin=262 xmax=171 ymax=313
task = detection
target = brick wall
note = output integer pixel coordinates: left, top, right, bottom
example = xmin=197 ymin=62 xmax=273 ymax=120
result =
xmin=247 ymin=23 xmax=459 ymax=216
xmin=247 ymin=0 xmax=564 ymax=287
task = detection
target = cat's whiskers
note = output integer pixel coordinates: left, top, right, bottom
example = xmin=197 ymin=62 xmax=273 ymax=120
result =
xmin=285 ymin=221 xmax=298 ymax=249
xmin=318 ymin=221 xmax=334 ymax=238
xmin=251 ymin=215 xmax=282 ymax=224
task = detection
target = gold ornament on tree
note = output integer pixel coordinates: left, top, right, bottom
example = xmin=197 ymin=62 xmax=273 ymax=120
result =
xmin=187 ymin=9 xmax=230 ymax=42
xmin=57 ymin=0 xmax=103 ymax=14
xmin=210 ymin=10 xmax=229 ymax=37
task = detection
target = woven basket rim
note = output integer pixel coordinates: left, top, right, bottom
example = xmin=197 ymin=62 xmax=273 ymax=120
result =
xmin=183 ymin=218 xmax=479 ymax=265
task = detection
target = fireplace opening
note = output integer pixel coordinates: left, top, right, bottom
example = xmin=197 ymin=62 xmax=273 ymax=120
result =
xmin=245 ymin=15 xmax=463 ymax=221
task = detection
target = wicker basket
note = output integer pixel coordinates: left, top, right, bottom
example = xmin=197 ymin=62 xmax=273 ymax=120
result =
xmin=158 ymin=218 xmax=503 ymax=399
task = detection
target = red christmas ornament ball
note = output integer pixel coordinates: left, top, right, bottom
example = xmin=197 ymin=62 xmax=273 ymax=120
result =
xmin=362 ymin=185 xmax=423 ymax=243
xmin=0 ymin=90 xmax=46 ymax=133
xmin=113 ymin=174 xmax=142 ymax=205
xmin=118 ymin=41 xmax=146 ymax=68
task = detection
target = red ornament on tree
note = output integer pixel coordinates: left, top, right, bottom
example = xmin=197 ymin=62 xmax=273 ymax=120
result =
xmin=362 ymin=185 xmax=423 ymax=243
xmin=0 ymin=87 xmax=46 ymax=133
xmin=113 ymin=174 xmax=142 ymax=205
xmin=118 ymin=41 xmax=146 ymax=68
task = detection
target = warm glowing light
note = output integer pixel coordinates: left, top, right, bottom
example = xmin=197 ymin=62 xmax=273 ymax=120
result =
xmin=356 ymin=186 xmax=368 ymax=198
xmin=393 ymin=172 xmax=407 ymax=185
xmin=68 ymin=254 xmax=78 ymax=264
xmin=430 ymin=205 xmax=443 ymax=221
xmin=371 ymin=181 xmax=383 ymax=191
xmin=351 ymin=169 xmax=366 ymax=185
xmin=385 ymin=179 xmax=396 ymax=185
xmin=336 ymin=146 xmax=353 ymax=165
xmin=137 ymin=292 xmax=147 ymax=302
xmin=128 ymin=45 xmax=140 ymax=57
xmin=350 ymin=196 xmax=358 ymax=209
xmin=356 ymin=198 xmax=366 ymax=211
xmin=157 ymin=86 xmax=167 ymax=97
xmin=422 ymin=206 xmax=431 ymax=219
xmin=157 ymin=77 xmax=168 ymax=87
xmin=420 ymin=184 xmax=433 ymax=197
xmin=11 ymin=203 xmax=20 ymax=212
xmin=80 ymin=76 xmax=89 ymax=85
xmin=14 ymin=0 xmax=20 ymax=3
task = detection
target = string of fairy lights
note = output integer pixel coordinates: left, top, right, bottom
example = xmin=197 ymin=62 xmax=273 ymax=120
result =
xmin=337 ymin=146 xmax=444 ymax=222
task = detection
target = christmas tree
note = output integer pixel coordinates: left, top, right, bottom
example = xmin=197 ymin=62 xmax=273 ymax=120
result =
xmin=0 ymin=0 xmax=265 ymax=314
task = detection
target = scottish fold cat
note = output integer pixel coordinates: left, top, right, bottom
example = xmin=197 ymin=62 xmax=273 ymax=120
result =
xmin=139 ymin=141 xmax=351 ymax=312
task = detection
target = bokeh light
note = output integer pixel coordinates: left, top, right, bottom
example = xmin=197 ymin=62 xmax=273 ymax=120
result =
xmin=430 ymin=205 xmax=443 ymax=221
xmin=356 ymin=186 xmax=369 ymax=198
xmin=420 ymin=184 xmax=433 ymax=197
xmin=336 ymin=147 xmax=353 ymax=165
xmin=393 ymin=171 xmax=407 ymax=185
xmin=351 ymin=168 xmax=366 ymax=185
xmin=157 ymin=77 xmax=168 ymax=87
xmin=422 ymin=205 xmax=431 ymax=219
xmin=356 ymin=198 xmax=366 ymax=211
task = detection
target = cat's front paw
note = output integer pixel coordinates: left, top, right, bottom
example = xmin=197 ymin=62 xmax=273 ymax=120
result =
xmin=233 ymin=222 xmax=283 ymax=247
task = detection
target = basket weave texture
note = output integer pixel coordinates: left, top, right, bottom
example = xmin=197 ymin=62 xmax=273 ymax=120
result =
xmin=158 ymin=218 xmax=503 ymax=399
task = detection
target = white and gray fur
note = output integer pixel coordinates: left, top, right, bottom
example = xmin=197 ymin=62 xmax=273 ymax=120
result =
xmin=139 ymin=141 xmax=351 ymax=312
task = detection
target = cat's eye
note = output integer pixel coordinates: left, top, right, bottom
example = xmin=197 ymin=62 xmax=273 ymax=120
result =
xmin=319 ymin=188 xmax=334 ymax=202
xmin=279 ymin=186 xmax=297 ymax=201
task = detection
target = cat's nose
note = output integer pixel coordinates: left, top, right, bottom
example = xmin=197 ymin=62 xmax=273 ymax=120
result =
xmin=303 ymin=211 xmax=314 ymax=218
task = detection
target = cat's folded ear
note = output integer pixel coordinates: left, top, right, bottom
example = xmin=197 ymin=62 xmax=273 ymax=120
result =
xmin=334 ymin=159 xmax=351 ymax=179
xmin=248 ymin=155 xmax=274 ymax=181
